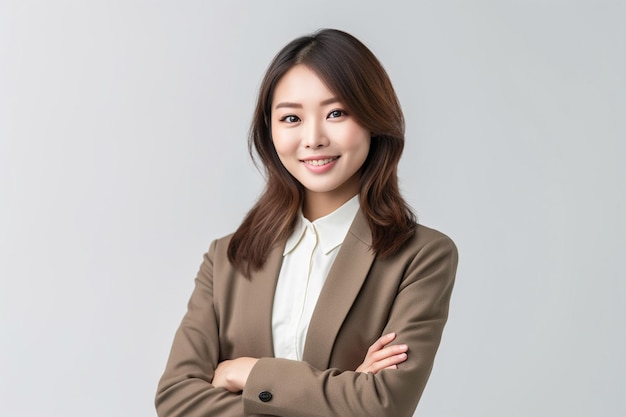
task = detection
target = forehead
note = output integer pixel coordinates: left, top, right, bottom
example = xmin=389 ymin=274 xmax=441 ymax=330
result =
xmin=272 ymin=65 xmax=335 ymax=105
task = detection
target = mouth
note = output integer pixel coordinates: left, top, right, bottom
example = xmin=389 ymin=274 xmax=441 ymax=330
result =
xmin=301 ymin=156 xmax=339 ymax=166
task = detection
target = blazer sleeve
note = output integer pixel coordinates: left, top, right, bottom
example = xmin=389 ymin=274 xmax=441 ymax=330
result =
xmin=241 ymin=234 xmax=458 ymax=417
xmin=155 ymin=240 xmax=248 ymax=417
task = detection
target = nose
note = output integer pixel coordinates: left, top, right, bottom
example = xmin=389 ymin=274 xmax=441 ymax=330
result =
xmin=303 ymin=120 xmax=329 ymax=149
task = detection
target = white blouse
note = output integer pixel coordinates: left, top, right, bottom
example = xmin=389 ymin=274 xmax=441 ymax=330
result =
xmin=271 ymin=195 xmax=360 ymax=360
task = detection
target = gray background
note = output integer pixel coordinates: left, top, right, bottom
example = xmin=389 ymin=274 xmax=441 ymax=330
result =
xmin=1 ymin=1 xmax=624 ymax=416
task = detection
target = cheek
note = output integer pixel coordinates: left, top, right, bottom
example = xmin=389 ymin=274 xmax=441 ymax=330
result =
xmin=271 ymin=127 xmax=290 ymax=156
xmin=272 ymin=134 xmax=302 ymax=170
xmin=341 ymin=125 xmax=371 ymax=154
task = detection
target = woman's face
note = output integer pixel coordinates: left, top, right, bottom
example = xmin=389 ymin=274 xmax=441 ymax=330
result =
xmin=271 ymin=65 xmax=370 ymax=214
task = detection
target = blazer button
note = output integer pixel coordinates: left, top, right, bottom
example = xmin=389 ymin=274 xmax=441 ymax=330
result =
xmin=258 ymin=391 xmax=272 ymax=402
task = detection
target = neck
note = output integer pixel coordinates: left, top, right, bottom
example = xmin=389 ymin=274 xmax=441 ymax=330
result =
xmin=303 ymin=190 xmax=358 ymax=221
xmin=302 ymin=171 xmax=361 ymax=221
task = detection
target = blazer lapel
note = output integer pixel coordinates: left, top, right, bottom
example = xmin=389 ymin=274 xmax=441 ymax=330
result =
xmin=302 ymin=210 xmax=375 ymax=369
xmin=238 ymin=241 xmax=284 ymax=357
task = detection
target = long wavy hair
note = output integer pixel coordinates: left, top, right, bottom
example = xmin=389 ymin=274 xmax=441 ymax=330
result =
xmin=228 ymin=29 xmax=416 ymax=276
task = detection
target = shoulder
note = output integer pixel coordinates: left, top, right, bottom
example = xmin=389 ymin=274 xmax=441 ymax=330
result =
xmin=212 ymin=232 xmax=235 ymax=250
xmin=398 ymin=223 xmax=459 ymax=280
xmin=379 ymin=222 xmax=458 ymax=274
xmin=199 ymin=233 xmax=235 ymax=270
xmin=410 ymin=223 xmax=457 ymax=253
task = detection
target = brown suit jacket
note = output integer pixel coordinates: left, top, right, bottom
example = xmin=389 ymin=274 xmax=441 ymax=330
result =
xmin=156 ymin=210 xmax=458 ymax=417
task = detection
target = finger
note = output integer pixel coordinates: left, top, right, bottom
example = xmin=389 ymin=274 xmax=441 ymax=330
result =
xmin=357 ymin=334 xmax=405 ymax=373
xmin=360 ymin=343 xmax=407 ymax=371
xmin=367 ymin=332 xmax=397 ymax=354
xmin=367 ymin=343 xmax=408 ymax=363
xmin=366 ymin=352 xmax=408 ymax=374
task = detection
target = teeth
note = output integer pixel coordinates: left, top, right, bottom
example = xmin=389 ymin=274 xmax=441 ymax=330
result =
xmin=304 ymin=157 xmax=337 ymax=166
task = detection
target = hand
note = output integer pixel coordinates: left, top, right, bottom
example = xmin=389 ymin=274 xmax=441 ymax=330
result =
xmin=356 ymin=332 xmax=408 ymax=374
xmin=212 ymin=357 xmax=259 ymax=392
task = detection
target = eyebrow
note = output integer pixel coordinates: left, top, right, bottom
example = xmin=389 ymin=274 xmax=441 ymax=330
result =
xmin=274 ymin=97 xmax=340 ymax=110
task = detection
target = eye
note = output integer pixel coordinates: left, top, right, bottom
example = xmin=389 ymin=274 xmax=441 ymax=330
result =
xmin=327 ymin=109 xmax=346 ymax=119
xmin=280 ymin=115 xmax=300 ymax=123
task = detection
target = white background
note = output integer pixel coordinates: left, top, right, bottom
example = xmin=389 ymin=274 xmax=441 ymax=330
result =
xmin=1 ymin=1 xmax=624 ymax=416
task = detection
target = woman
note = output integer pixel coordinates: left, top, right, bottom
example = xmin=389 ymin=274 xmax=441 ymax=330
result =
xmin=156 ymin=29 xmax=458 ymax=417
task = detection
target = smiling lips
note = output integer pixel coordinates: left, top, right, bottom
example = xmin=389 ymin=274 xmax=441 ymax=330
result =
xmin=301 ymin=156 xmax=339 ymax=166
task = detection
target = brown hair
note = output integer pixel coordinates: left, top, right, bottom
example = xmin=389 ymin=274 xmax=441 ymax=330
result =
xmin=228 ymin=28 xmax=416 ymax=276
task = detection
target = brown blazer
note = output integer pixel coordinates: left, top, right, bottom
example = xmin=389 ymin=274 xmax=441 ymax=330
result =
xmin=156 ymin=210 xmax=458 ymax=417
